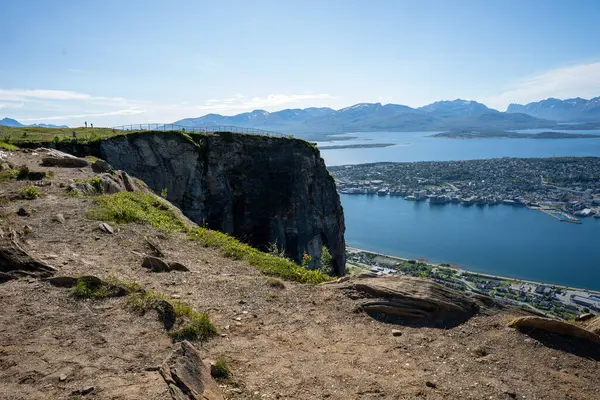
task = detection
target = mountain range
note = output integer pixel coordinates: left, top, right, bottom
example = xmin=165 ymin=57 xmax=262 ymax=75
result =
xmin=0 ymin=117 xmax=68 ymax=129
xmin=175 ymin=98 xmax=598 ymax=137
xmin=507 ymin=97 xmax=600 ymax=122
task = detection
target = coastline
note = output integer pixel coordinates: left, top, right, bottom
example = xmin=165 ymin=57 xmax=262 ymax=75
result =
xmin=345 ymin=245 xmax=600 ymax=295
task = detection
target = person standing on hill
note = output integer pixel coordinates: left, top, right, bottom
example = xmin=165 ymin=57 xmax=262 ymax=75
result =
xmin=90 ymin=123 xmax=93 ymax=129
xmin=84 ymin=121 xmax=88 ymax=128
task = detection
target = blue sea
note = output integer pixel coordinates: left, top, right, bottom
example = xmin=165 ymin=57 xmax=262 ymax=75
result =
xmin=317 ymin=131 xmax=600 ymax=290
xmin=317 ymin=130 xmax=600 ymax=166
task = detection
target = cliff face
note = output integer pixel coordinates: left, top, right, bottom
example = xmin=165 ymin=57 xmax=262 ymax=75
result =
xmin=99 ymin=132 xmax=346 ymax=274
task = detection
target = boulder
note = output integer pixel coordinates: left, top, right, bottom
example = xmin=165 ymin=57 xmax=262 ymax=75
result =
xmin=142 ymin=256 xmax=170 ymax=272
xmin=91 ymin=159 xmax=113 ymax=173
xmin=586 ymin=316 xmax=600 ymax=335
xmin=169 ymin=262 xmax=190 ymax=272
xmin=159 ymin=341 xmax=224 ymax=400
xmin=575 ymin=313 xmax=595 ymax=322
xmin=0 ymin=231 xmax=57 ymax=280
xmin=509 ymin=316 xmax=600 ymax=345
xmin=334 ymin=275 xmax=479 ymax=326
xmin=41 ymin=156 xmax=90 ymax=168
xmin=98 ymin=222 xmax=115 ymax=234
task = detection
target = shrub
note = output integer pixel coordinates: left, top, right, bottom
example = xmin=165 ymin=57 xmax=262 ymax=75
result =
xmin=160 ymin=188 xmax=168 ymax=199
xmin=169 ymin=312 xmax=218 ymax=342
xmin=72 ymin=276 xmax=125 ymax=299
xmin=320 ymin=246 xmax=334 ymax=275
xmin=19 ymin=185 xmax=41 ymax=199
xmin=212 ymin=358 xmax=231 ymax=379
xmin=266 ymin=277 xmax=286 ymax=289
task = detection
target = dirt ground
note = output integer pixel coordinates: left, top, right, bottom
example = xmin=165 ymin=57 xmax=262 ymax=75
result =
xmin=0 ymin=150 xmax=599 ymax=400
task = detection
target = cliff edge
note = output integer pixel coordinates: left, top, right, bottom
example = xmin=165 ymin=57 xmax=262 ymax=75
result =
xmin=98 ymin=131 xmax=346 ymax=274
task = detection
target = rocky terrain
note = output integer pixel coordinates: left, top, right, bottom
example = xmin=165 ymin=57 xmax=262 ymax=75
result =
xmin=1 ymin=146 xmax=599 ymax=400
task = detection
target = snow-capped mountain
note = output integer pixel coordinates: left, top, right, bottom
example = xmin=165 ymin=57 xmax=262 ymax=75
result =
xmin=507 ymin=97 xmax=600 ymax=122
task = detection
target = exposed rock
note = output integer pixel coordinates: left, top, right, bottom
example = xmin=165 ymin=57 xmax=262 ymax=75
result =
xmin=391 ymin=329 xmax=402 ymax=337
xmin=42 ymin=154 xmax=90 ymax=168
xmin=0 ymin=232 xmax=57 ymax=280
xmin=159 ymin=341 xmax=224 ymax=400
xmin=155 ymin=299 xmax=176 ymax=330
xmin=44 ymin=276 xmax=78 ymax=288
xmin=99 ymin=131 xmax=346 ymax=274
xmin=16 ymin=207 xmax=30 ymax=217
xmin=145 ymin=236 xmax=164 ymax=257
xmin=91 ymin=159 xmax=113 ymax=173
xmin=576 ymin=313 xmax=595 ymax=322
xmin=334 ymin=275 xmax=479 ymax=326
xmin=425 ymin=381 xmax=437 ymax=389
xmin=585 ymin=316 xmax=600 ymax=335
xmin=142 ymin=255 xmax=170 ymax=272
xmin=59 ymin=374 xmax=68 ymax=382
xmin=53 ymin=214 xmax=66 ymax=224
xmin=509 ymin=316 xmax=600 ymax=345
xmin=0 ymin=162 xmax=11 ymax=171
xmin=0 ymin=271 xmax=16 ymax=283
xmin=98 ymin=222 xmax=115 ymax=234
xmin=169 ymin=262 xmax=190 ymax=272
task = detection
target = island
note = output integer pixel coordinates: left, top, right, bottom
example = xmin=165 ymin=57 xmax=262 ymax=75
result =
xmin=429 ymin=129 xmax=600 ymax=139
xmin=318 ymin=143 xmax=395 ymax=150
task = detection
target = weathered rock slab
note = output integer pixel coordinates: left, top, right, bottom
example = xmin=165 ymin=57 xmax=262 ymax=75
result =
xmin=159 ymin=341 xmax=224 ymax=400
xmin=509 ymin=316 xmax=600 ymax=345
xmin=335 ymin=275 xmax=479 ymax=326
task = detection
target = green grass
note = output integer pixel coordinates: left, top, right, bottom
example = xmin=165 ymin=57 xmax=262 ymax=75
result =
xmin=189 ymin=228 xmax=332 ymax=284
xmin=19 ymin=185 xmax=41 ymax=199
xmin=212 ymin=358 xmax=231 ymax=379
xmin=71 ymin=276 xmax=126 ymax=299
xmin=0 ymin=141 xmax=19 ymax=150
xmin=87 ymin=191 xmax=332 ymax=284
xmin=169 ymin=312 xmax=218 ymax=341
xmin=87 ymin=192 xmax=187 ymax=232
xmin=72 ymin=276 xmax=218 ymax=342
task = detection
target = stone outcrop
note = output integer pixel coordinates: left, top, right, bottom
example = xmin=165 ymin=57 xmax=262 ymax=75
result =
xmin=334 ymin=275 xmax=479 ymax=326
xmin=0 ymin=227 xmax=57 ymax=281
xmin=159 ymin=341 xmax=224 ymax=400
xmin=98 ymin=131 xmax=346 ymax=274
xmin=510 ymin=316 xmax=600 ymax=346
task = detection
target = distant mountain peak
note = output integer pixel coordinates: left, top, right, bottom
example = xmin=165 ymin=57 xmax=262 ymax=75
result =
xmin=418 ymin=99 xmax=492 ymax=115
xmin=507 ymin=96 xmax=600 ymax=122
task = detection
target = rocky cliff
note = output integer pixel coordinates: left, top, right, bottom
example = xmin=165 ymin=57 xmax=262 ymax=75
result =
xmin=98 ymin=131 xmax=345 ymax=274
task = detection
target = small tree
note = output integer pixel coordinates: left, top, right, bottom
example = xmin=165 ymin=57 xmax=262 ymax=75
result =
xmin=320 ymin=246 xmax=333 ymax=275
xmin=301 ymin=253 xmax=312 ymax=269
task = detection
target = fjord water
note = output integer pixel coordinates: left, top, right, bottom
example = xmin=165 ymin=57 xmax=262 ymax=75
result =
xmin=316 ymin=131 xmax=600 ymax=290
xmin=318 ymin=130 xmax=600 ymax=166
xmin=341 ymin=194 xmax=600 ymax=290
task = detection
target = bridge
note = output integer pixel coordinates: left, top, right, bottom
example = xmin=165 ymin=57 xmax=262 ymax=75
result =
xmin=112 ymin=124 xmax=286 ymax=137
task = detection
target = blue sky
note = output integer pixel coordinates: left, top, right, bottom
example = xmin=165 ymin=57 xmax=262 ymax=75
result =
xmin=1 ymin=0 xmax=600 ymax=126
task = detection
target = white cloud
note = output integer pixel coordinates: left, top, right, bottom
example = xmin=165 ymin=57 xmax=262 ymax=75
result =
xmin=195 ymin=93 xmax=337 ymax=112
xmin=484 ymin=61 xmax=600 ymax=110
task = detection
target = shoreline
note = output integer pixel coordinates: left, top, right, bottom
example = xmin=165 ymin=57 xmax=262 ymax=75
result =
xmin=345 ymin=245 xmax=600 ymax=295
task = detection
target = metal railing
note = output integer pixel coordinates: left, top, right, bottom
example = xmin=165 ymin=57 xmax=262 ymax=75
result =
xmin=112 ymin=124 xmax=286 ymax=137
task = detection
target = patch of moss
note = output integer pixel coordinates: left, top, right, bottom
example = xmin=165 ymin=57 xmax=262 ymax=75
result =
xmin=71 ymin=276 xmax=126 ymax=299
xmin=87 ymin=192 xmax=186 ymax=232
xmin=265 ymin=277 xmax=286 ymax=289
xmin=212 ymin=358 xmax=231 ymax=379
xmin=169 ymin=312 xmax=218 ymax=342
xmin=19 ymin=185 xmax=41 ymax=199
